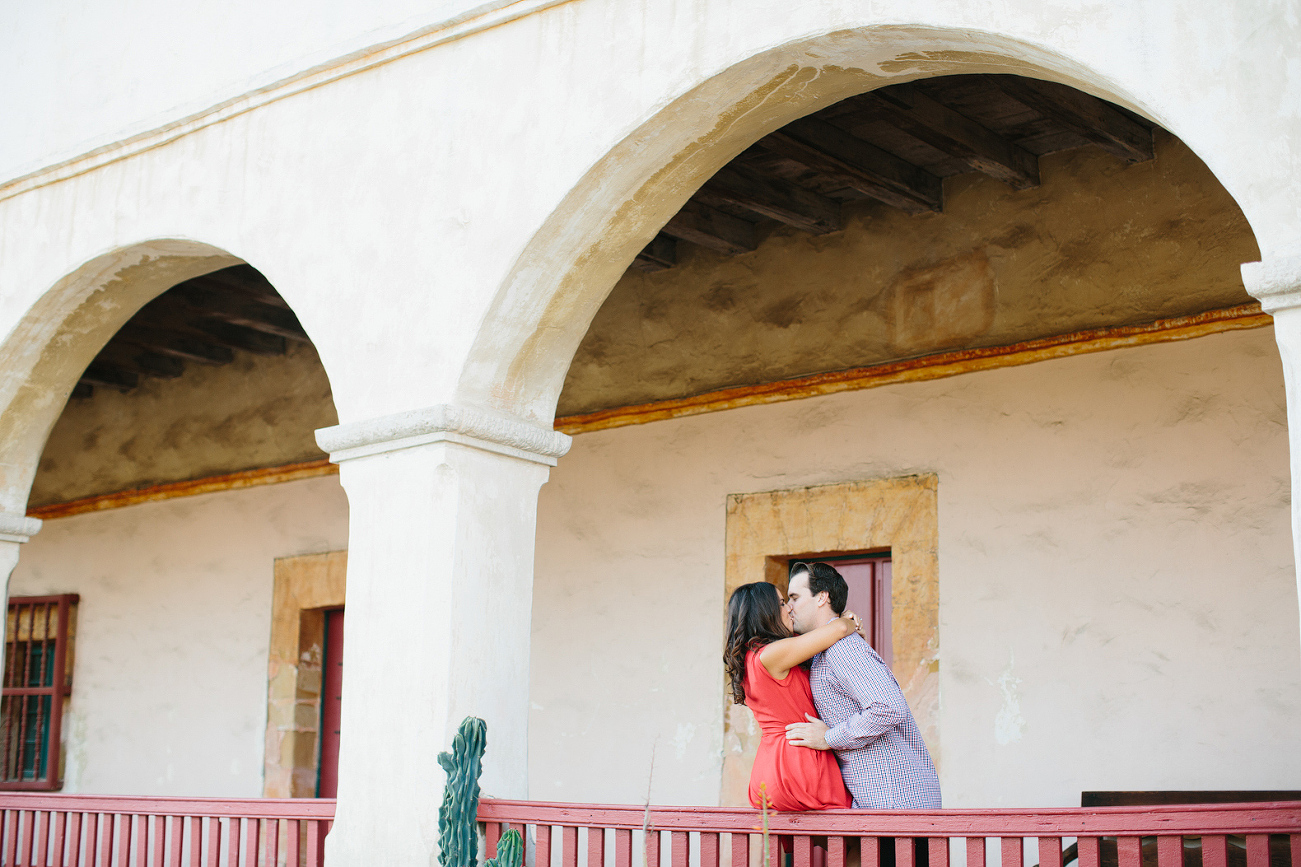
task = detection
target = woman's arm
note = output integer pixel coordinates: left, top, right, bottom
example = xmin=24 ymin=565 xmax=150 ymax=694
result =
xmin=759 ymin=613 xmax=860 ymax=680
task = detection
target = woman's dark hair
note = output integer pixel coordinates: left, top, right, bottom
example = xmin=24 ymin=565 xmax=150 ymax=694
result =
xmin=723 ymin=582 xmax=791 ymax=704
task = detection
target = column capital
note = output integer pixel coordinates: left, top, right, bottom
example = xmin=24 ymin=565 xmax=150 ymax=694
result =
xmin=1243 ymin=254 xmax=1301 ymax=315
xmin=0 ymin=513 xmax=41 ymax=544
xmin=315 ymin=403 xmax=572 ymax=466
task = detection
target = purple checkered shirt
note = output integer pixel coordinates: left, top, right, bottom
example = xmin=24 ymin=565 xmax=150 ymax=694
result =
xmin=810 ymin=635 xmax=941 ymax=809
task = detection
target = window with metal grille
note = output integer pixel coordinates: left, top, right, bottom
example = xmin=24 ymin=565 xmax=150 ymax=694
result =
xmin=0 ymin=595 xmax=77 ymax=790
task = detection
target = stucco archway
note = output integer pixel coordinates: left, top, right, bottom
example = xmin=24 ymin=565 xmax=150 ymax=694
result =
xmin=0 ymin=240 xmax=249 ymax=518
xmin=454 ymin=26 xmax=1262 ymax=428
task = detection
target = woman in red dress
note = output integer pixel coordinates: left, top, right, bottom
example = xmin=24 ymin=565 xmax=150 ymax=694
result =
xmin=723 ymin=581 xmax=858 ymax=811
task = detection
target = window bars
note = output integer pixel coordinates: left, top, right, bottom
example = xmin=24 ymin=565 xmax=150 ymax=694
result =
xmin=1 ymin=595 xmax=77 ymax=790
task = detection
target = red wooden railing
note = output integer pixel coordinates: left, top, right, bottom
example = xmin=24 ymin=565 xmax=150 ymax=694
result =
xmin=0 ymin=795 xmax=334 ymax=867
xmin=478 ymin=799 xmax=1301 ymax=867
xmin=1 ymin=794 xmax=1297 ymax=867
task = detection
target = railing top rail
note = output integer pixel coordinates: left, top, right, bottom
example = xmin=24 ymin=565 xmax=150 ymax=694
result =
xmin=478 ymin=798 xmax=1301 ymax=836
xmin=0 ymin=794 xmax=337 ymax=819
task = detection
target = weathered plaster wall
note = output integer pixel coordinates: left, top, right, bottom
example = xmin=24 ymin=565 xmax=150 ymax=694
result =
xmin=30 ymin=342 xmax=337 ymax=506
xmin=6 ymin=476 xmax=349 ymax=796
xmin=559 ymin=131 xmax=1259 ymax=416
xmin=531 ymin=326 xmax=1300 ymax=807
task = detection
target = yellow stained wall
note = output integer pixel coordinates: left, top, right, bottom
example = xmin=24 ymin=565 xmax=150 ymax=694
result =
xmin=559 ymin=131 xmax=1260 ymax=416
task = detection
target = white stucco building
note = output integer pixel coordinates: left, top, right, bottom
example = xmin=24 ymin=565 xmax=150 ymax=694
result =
xmin=0 ymin=2 xmax=1299 ymax=865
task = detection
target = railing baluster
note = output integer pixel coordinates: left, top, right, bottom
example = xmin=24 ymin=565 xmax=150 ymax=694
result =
xmin=226 ymin=818 xmax=241 ymax=867
xmin=3 ymin=805 xmax=16 ymax=867
xmin=766 ymin=834 xmax=779 ymax=867
xmin=729 ymin=834 xmax=748 ymax=867
xmin=165 ymin=817 xmax=182 ymax=867
xmin=1076 ymin=838 xmax=1099 ymax=867
xmin=1244 ymin=835 xmax=1268 ymax=867
xmin=95 ymin=814 xmax=112 ymax=867
xmin=863 ymin=837 xmax=881 ymax=867
xmin=1155 ymin=836 xmax=1180 ymax=867
xmin=930 ymin=838 xmax=950 ymax=867
xmin=1291 ymin=834 xmax=1301 ymax=867
xmin=487 ymin=822 xmax=502 ymax=858
xmin=645 ymin=828 xmax=660 ymax=867
xmin=671 ymin=831 xmax=688 ymax=867
xmin=700 ymin=832 xmax=719 ymax=867
xmin=614 ymin=828 xmax=632 ymax=867
xmin=284 ymin=820 xmax=299 ymax=867
xmin=1201 ymin=836 xmax=1227 ymax=867
xmin=1116 ymin=837 xmax=1141 ymax=867
xmin=304 ymin=820 xmax=324 ymax=867
xmin=116 ymin=815 xmax=133 ymax=867
xmin=186 ymin=818 xmax=201 ymax=867
xmin=1001 ymin=838 xmax=1021 ymax=867
xmin=794 ymin=836 xmax=813 ymax=867
xmin=897 ymin=837 xmax=916 ymax=867
xmin=827 ymin=836 xmax=845 ymax=867
xmin=536 ymin=825 xmax=552 ymax=867
xmin=243 ymin=818 xmax=261 ymax=867
xmin=1037 ymin=837 xmax=1061 ymax=867
xmin=68 ymin=812 xmax=84 ymax=867
xmin=589 ymin=826 xmax=606 ymax=867
xmin=51 ymin=811 xmax=68 ymax=867
xmin=264 ymin=820 xmax=279 ymax=867
xmin=149 ymin=816 xmax=164 ymax=867
xmin=204 ymin=818 xmax=220 ymax=867
xmin=22 ymin=810 xmax=36 ymax=867
xmin=562 ymin=826 xmax=578 ymax=867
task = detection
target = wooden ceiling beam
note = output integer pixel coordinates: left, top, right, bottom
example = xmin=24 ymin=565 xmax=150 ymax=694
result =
xmin=79 ymin=360 xmax=139 ymax=391
xmin=116 ymin=325 xmax=234 ymax=365
xmin=194 ymin=321 xmax=288 ymax=355
xmin=864 ymin=85 xmax=1040 ymax=190
xmin=760 ymin=117 xmax=943 ymax=213
xmin=95 ymin=344 xmax=185 ymax=380
xmin=187 ymin=266 xmax=290 ymax=309
xmin=988 ymin=75 xmax=1154 ymax=163
xmin=169 ymin=285 xmax=309 ymax=341
xmin=699 ymin=166 xmax=843 ymax=234
xmin=661 ymin=201 xmax=758 ymax=256
xmin=632 ymin=235 xmax=678 ymax=272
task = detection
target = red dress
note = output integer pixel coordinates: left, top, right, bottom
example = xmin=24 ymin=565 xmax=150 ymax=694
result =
xmin=745 ymin=648 xmax=852 ymax=811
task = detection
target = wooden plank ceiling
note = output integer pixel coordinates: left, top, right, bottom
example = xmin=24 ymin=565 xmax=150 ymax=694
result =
xmin=76 ymin=74 xmax=1154 ymax=397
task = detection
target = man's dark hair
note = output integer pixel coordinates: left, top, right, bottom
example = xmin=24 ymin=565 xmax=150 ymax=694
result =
xmin=790 ymin=561 xmax=848 ymax=614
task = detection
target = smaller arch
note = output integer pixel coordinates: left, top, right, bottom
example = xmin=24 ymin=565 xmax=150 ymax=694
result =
xmin=0 ymin=240 xmax=246 ymax=515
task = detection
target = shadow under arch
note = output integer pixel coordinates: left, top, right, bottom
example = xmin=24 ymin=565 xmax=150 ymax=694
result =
xmin=455 ymin=24 xmax=1256 ymax=427
xmin=0 ymin=238 xmax=326 ymax=517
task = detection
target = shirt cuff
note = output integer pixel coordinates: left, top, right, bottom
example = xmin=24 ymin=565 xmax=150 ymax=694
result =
xmin=824 ymin=723 xmax=852 ymax=750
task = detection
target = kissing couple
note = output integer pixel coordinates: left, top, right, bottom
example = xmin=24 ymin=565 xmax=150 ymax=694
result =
xmin=723 ymin=561 xmax=941 ymax=814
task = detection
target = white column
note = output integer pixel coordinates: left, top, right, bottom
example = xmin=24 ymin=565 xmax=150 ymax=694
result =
xmin=1244 ymin=253 xmax=1301 ymax=658
xmin=315 ymin=405 xmax=570 ymax=867
xmin=0 ymin=514 xmax=43 ymax=679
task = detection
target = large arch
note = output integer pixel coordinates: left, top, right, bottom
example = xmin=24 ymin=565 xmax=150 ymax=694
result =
xmin=454 ymin=25 xmax=1265 ymax=428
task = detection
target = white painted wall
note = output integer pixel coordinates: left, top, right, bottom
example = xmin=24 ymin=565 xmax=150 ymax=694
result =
xmin=7 ymin=476 xmax=348 ymax=796
xmin=531 ymin=327 xmax=1301 ymax=808
xmin=0 ymin=0 xmax=495 ymax=182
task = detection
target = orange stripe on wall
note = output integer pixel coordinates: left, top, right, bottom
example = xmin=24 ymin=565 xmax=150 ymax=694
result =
xmin=554 ymin=303 xmax=1271 ymax=435
xmin=28 ymin=459 xmax=339 ymax=520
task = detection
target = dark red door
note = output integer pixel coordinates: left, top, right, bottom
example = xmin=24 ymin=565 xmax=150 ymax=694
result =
xmin=829 ymin=558 xmax=892 ymax=667
xmin=317 ymin=608 xmax=344 ymax=798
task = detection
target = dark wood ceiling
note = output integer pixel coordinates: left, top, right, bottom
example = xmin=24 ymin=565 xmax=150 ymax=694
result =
xmin=631 ymin=73 xmax=1156 ymax=271
xmin=75 ymin=74 xmax=1155 ymax=397
xmin=74 ymin=264 xmax=308 ymax=398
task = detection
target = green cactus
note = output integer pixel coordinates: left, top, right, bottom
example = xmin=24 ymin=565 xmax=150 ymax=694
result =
xmin=437 ymin=716 xmax=487 ymax=867
xmin=486 ymin=828 xmax=525 ymax=867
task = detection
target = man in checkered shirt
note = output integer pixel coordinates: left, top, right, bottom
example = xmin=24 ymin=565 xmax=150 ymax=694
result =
xmin=784 ymin=561 xmax=941 ymax=810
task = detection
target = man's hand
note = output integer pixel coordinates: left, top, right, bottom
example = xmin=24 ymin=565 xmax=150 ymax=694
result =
xmin=785 ymin=714 xmax=830 ymax=750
